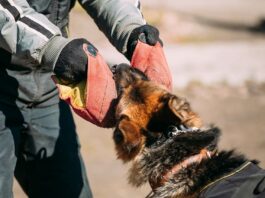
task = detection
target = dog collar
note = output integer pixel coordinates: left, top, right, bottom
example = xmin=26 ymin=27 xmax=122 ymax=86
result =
xmin=167 ymin=125 xmax=198 ymax=135
xmin=149 ymin=148 xmax=217 ymax=190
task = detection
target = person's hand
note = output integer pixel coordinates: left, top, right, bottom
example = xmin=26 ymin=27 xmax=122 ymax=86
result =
xmin=53 ymin=38 xmax=93 ymax=83
xmin=126 ymin=25 xmax=172 ymax=90
xmin=126 ymin=24 xmax=162 ymax=61
xmin=52 ymin=39 xmax=117 ymax=128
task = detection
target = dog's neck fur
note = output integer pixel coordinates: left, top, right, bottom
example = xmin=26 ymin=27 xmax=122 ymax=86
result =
xmin=128 ymin=128 xmax=248 ymax=198
xmin=149 ymin=148 xmax=215 ymax=190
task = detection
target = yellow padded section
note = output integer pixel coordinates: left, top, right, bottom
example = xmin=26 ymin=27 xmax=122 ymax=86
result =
xmin=54 ymin=77 xmax=87 ymax=109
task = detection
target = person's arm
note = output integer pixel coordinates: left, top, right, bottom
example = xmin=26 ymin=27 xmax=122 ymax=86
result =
xmin=78 ymin=0 xmax=146 ymax=55
xmin=0 ymin=0 xmax=69 ymax=68
xmin=0 ymin=0 xmax=119 ymax=128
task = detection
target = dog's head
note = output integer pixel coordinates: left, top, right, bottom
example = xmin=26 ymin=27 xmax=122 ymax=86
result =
xmin=112 ymin=63 xmax=203 ymax=162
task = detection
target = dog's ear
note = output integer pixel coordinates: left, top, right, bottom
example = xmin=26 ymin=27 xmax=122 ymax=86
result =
xmin=167 ymin=95 xmax=203 ymax=128
xmin=147 ymin=94 xmax=202 ymax=132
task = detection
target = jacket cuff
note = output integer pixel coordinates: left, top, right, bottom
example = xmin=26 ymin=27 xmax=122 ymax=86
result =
xmin=41 ymin=36 xmax=71 ymax=70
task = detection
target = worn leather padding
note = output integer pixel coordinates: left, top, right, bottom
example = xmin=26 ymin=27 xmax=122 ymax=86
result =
xmin=53 ymin=41 xmax=172 ymax=127
xmin=131 ymin=41 xmax=172 ymax=91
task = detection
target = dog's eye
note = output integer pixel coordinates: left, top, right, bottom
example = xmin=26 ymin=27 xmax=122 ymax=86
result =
xmin=113 ymin=129 xmax=124 ymax=144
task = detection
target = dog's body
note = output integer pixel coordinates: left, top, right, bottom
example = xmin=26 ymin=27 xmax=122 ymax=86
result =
xmin=112 ymin=64 xmax=265 ymax=198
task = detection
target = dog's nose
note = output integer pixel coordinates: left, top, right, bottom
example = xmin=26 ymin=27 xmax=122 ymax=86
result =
xmin=113 ymin=128 xmax=124 ymax=144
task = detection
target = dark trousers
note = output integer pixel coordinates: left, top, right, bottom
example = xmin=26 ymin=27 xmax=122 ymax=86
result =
xmin=0 ymin=100 xmax=93 ymax=198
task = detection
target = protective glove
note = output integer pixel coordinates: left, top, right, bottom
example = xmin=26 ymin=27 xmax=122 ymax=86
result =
xmin=126 ymin=24 xmax=162 ymax=61
xmin=54 ymin=38 xmax=90 ymax=83
xmin=127 ymin=25 xmax=172 ymax=90
xmin=52 ymin=40 xmax=117 ymax=128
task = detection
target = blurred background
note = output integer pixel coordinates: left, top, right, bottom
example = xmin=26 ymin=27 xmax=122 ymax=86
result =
xmin=14 ymin=0 xmax=265 ymax=197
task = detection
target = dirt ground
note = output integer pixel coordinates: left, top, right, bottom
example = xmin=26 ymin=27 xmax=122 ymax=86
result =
xmin=13 ymin=1 xmax=265 ymax=198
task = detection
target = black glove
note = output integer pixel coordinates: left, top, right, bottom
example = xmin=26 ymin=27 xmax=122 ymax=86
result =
xmin=54 ymin=38 xmax=97 ymax=83
xmin=126 ymin=24 xmax=162 ymax=60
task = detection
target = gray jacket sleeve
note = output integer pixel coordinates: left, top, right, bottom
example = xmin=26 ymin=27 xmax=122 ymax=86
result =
xmin=79 ymin=0 xmax=146 ymax=55
xmin=0 ymin=0 xmax=70 ymax=69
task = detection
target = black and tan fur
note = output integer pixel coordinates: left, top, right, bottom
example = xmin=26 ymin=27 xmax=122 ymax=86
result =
xmin=111 ymin=64 xmax=263 ymax=198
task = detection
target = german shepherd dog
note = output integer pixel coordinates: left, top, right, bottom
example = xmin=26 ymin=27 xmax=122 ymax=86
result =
xmin=111 ymin=63 xmax=265 ymax=198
